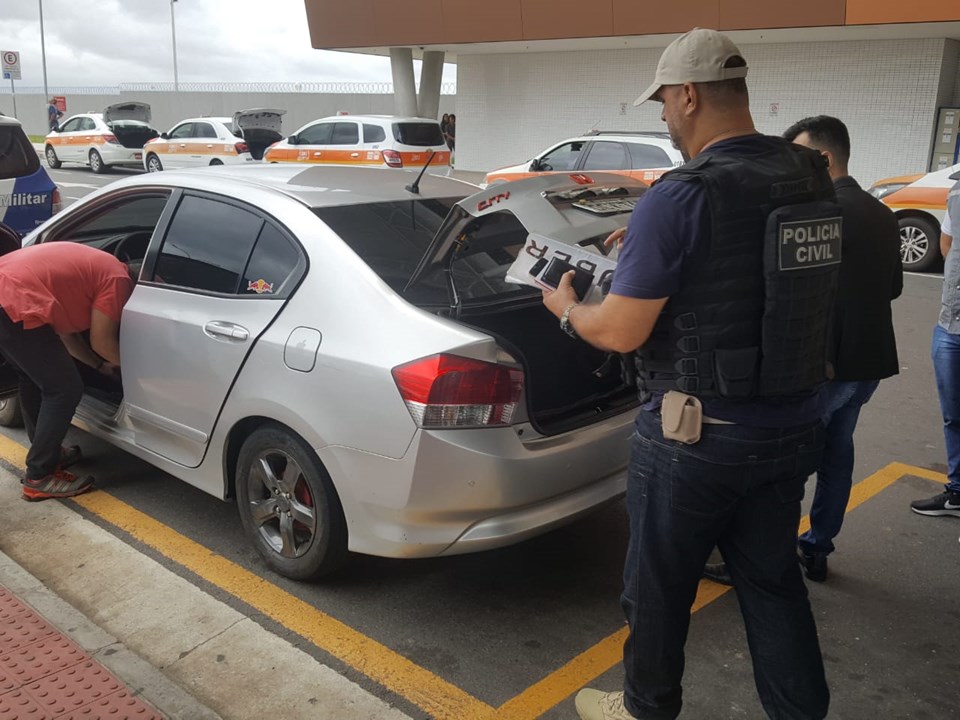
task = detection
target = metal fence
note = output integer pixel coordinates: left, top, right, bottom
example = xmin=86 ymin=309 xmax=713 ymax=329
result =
xmin=0 ymin=81 xmax=458 ymax=95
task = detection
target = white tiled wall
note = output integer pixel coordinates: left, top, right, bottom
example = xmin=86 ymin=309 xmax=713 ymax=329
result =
xmin=457 ymin=38 xmax=953 ymax=185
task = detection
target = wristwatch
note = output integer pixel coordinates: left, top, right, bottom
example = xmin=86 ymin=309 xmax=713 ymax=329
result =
xmin=560 ymin=303 xmax=579 ymax=339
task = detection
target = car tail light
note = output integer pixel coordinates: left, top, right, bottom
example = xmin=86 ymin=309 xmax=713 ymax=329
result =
xmin=51 ymin=188 xmax=62 ymax=215
xmin=234 ymin=142 xmax=250 ymax=155
xmin=383 ymin=149 xmax=403 ymax=168
xmin=392 ymin=353 xmax=524 ymax=429
xmin=103 ymin=133 xmax=119 ymax=144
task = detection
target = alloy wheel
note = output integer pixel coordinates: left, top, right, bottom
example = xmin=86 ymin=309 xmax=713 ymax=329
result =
xmin=900 ymin=225 xmax=929 ymax=266
xmin=245 ymin=450 xmax=317 ymax=559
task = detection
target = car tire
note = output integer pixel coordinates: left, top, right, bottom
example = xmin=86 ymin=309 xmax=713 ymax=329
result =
xmin=89 ymin=149 xmax=108 ymax=174
xmin=209 ymin=159 xmax=223 ymax=166
xmin=145 ymin=154 xmax=163 ymax=173
xmin=0 ymin=395 xmax=23 ymax=428
xmin=236 ymin=425 xmax=348 ymax=581
xmin=899 ymin=216 xmax=941 ymax=273
xmin=44 ymin=145 xmax=62 ymax=169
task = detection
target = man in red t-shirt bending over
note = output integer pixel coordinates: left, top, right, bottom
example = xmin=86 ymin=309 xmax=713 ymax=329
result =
xmin=0 ymin=243 xmax=134 ymax=500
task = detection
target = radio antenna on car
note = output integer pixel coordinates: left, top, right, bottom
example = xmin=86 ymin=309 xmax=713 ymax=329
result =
xmin=404 ymin=151 xmax=437 ymax=195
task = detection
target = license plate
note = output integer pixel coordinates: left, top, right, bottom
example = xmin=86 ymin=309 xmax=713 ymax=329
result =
xmin=134 ymin=153 xmax=142 ymax=160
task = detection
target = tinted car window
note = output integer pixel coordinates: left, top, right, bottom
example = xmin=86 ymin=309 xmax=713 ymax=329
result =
xmin=314 ymin=198 xmax=460 ymax=292
xmin=59 ymin=118 xmax=81 ymax=133
xmin=80 ymin=117 xmax=97 ymax=131
xmin=363 ymin=124 xmax=386 ymax=144
xmin=170 ymin=123 xmax=194 ymax=139
xmin=627 ymin=142 xmax=672 ymax=169
xmin=154 ymin=195 xmax=263 ymax=294
xmin=582 ymin=141 xmax=628 ymax=171
xmin=0 ymin=126 xmax=41 ymax=179
xmin=538 ymin=142 xmax=584 ymax=172
xmin=194 ymin=122 xmax=217 ymax=139
xmin=392 ymin=122 xmax=444 ymax=147
xmin=241 ymin=223 xmax=303 ymax=296
xmin=298 ymin=122 xmax=333 ymax=145
xmin=331 ymin=122 xmax=359 ymax=145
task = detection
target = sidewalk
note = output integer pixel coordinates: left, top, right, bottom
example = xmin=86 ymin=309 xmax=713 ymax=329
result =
xmin=0 ymin=550 xmax=220 ymax=720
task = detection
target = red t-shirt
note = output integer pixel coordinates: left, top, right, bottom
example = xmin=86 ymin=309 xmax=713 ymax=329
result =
xmin=0 ymin=243 xmax=134 ymax=333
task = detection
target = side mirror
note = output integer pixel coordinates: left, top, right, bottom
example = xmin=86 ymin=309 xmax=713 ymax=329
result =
xmin=160 ymin=132 xmax=169 ymax=140
xmin=287 ymin=135 xmax=298 ymax=145
xmin=530 ymin=158 xmax=540 ymax=171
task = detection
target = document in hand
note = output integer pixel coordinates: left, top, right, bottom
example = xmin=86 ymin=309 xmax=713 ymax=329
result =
xmin=505 ymin=233 xmax=618 ymax=304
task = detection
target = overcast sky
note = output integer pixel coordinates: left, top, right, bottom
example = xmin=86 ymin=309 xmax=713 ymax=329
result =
xmin=0 ymin=0 xmax=456 ymax=88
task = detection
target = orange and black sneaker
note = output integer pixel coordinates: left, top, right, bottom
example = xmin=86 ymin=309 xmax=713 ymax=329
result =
xmin=22 ymin=470 xmax=94 ymax=501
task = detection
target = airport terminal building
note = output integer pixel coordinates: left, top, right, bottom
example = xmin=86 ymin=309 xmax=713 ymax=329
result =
xmin=305 ymin=1 xmax=960 ymax=185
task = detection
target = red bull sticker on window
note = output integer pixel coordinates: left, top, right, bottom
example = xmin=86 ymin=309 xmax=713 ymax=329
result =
xmin=247 ymin=278 xmax=274 ymax=294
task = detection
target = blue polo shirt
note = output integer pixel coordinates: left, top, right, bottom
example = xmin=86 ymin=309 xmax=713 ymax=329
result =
xmin=611 ymin=135 xmax=823 ymax=427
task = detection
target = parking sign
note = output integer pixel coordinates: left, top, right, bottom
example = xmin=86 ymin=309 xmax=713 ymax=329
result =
xmin=1 ymin=50 xmax=21 ymax=80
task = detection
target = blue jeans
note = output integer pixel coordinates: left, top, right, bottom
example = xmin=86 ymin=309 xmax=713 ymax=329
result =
xmin=622 ymin=410 xmax=829 ymax=720
xmin=932 ymin=325 xmax=960 ymax=493
xmin=797 ymin=380 xmax=879 ymax=556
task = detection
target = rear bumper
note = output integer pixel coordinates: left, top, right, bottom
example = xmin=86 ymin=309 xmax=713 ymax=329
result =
xmin=99 ymin=145 xmax=144 ymax=165
xmin=318 ymin=410 xmax=635 ymax=558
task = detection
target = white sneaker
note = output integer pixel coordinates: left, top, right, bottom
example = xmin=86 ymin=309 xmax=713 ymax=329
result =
xmin=575 ymin=689 xmax=637 ymax=720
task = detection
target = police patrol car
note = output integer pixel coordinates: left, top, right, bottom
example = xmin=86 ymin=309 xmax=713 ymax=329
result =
xmin=0 ymin=114 xmax=60 ymax=237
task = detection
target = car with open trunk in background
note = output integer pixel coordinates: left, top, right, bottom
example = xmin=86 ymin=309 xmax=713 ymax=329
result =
xmin=44 ymin=102 xmax=159 ymax=174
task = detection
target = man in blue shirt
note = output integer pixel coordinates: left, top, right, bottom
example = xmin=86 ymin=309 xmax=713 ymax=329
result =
xmin=544 ymin=29 xmax=833 ymax=720
xmin=47 ymin=98 xmax=62 ymax=132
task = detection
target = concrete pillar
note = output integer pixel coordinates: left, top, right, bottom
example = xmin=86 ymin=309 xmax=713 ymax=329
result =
xmin=417 ymin=51 xmax=445 ymax=119
xmin=389 ymin=47 xmax=418 ymax=117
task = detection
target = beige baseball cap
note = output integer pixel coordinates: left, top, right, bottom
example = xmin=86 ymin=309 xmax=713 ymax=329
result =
xmin=634 ymin=28 xmax=749 ymax=106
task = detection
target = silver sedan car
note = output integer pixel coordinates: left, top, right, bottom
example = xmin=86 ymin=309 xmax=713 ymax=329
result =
xmin=10 ymin=165 xmax=647 ymax=580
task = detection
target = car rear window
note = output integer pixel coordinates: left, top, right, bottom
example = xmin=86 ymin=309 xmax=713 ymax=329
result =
xmin=0 ymin=126 xmax=40 ymax=179
xmin=392 ymin=122 xmax=444 ymax=147
xmin=313 ymin=199 xmax=461 ymax=293
xmin=363 ymin=124 xmax=386 ymax=144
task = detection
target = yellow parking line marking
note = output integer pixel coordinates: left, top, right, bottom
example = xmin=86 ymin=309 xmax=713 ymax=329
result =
xmin=494 ymin=461 xmax=938 ymax=720
xmin=0 ymin=431 xmax=939 ymax=720
xmin=0 ymin=437 xmax=494 ymax=720
xmin=72 ymin=491 xmax=498 ymax=720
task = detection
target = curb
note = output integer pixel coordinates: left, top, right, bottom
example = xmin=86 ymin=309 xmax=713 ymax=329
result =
xmin=0 ymin=549 xmax=222 ymax=720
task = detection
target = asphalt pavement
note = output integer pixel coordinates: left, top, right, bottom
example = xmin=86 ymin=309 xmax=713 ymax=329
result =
xmin=0 ymin=163 xmax=957 ymax=719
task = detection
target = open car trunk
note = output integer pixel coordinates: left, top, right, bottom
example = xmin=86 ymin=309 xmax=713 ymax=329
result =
xmin=316 ymin=172 xmax=649 ymax=436
xmin=103 ymin=102 xmax=159 ymax=149
xmin=234 ymin=108 xmax=285 ymax=160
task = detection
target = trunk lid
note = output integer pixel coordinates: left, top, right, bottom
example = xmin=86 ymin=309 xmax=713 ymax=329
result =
xmin=405 ymin=172 xmax=649 ymax=297
xmin=233 ymin=108 xmax=285 ymax=136
xmin=103 ymin=102 xmax=152 ymax=124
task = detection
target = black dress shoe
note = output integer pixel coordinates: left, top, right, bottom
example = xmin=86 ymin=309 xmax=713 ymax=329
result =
xmin=702 ymin=562 xmax=733 ymax=586
xmin=798 ymin=550 xmax=828 ymax=582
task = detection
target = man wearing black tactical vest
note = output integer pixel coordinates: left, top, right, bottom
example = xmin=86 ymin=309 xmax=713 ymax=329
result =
xmin=543 ymin=28 xmax=837 ymax=720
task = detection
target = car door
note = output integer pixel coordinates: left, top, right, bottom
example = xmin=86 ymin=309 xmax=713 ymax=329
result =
xmin=625 ymin=141 xmax=677 ymax=184
xmin=121 ymin=192 xmax=305 ymax=467
xmin=54 ymin=117 xmax=84 ymax=161
xmin=189 ymin=121 xmax=219 ymax=165
xmin=578 ymin=140 xmax=631 ymax=178
xmin=329 ymin=121 xmax=361 ymax=164
xmin=77 ymin=117 xmax=99 ymax=162
xmin=293 ymin=121 xmax=333 ymax=163
xmin=162 ymin=123 xmax=195 ymax=169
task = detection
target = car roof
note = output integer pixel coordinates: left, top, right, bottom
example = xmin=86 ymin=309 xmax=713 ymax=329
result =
xmin=568 ymin=133 xmax=675 ymax=145
xmin=0 ymin=115 xmax=24 ymax=128
xmin=305 ymin=115 xmax=438 ymax=124
xmin=119 ymin=164 xmax=478 ymax=208
xmin=176 ymin=117 xmax=233 ymax=125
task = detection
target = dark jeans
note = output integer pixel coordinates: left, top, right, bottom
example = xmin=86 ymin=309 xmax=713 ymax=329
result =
xmin=622 ymin=410 xmax=829 ymax=720
xmin=798 ymin=380 xmax=879 ymax=555
xmin=932 ymin=325 xmax=960 ymax=493
xmin=0 ymin=309 xmax=82 ymax=479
